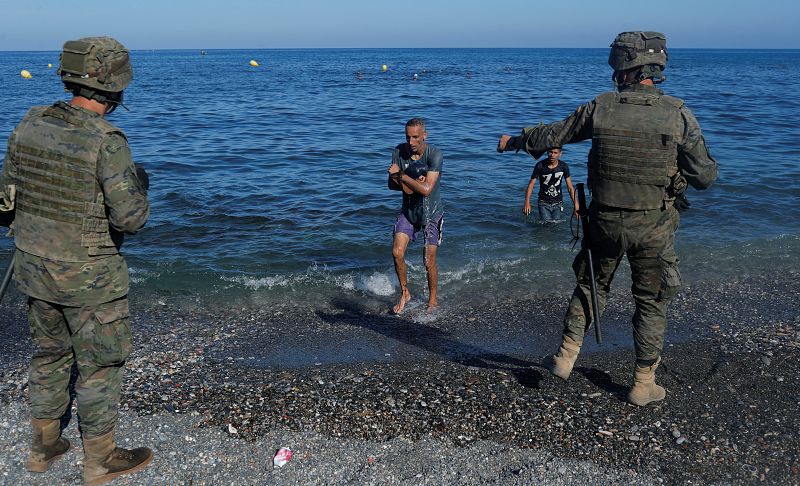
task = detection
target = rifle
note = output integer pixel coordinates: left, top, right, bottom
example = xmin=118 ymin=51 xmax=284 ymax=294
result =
xmin=576 ymin=183 xmax=602 ymax=344
xmin=0 ymin=251 xmax=14 ymax=305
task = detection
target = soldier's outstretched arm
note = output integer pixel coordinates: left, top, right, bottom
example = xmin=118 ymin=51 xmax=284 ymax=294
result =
xmin=677 ymin=107 xmax=718 ymax=190
xmin=98 ymin=133 xmax=151 ymax=234
xmin=498 ymin=101 xmax=595 ymax=158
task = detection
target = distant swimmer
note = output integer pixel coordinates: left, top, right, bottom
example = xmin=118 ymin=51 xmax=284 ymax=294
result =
xmin=412 ymin=73 xmax=418 ymax=81
xmin=497 ymin=31 xmax=717 ymax=406
xmin=387 ymin=118 xmax=444 ymax=314
xmin=522 ymin=146 xmax=577 ymax=224
xmin=355 ymin=70 xmax=364 ymax=80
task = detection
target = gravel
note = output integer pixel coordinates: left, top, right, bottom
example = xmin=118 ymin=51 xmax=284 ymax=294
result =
xmin=0 ymin=401 xmax=650 ymax=485
xmin=1 ymin=271 xmax=798 ymax=485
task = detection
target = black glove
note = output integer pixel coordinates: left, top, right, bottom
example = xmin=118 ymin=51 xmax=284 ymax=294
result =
xmin=134 ymin=163 xmax=149 ymax=192
xmin=674 ymin=193 xmax=691 ymax=212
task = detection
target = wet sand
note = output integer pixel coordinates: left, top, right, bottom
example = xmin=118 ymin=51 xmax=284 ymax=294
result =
xmin=0 ymin=271 xmax=798 ymax=484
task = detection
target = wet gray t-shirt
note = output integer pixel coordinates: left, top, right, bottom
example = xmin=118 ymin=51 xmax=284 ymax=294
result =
xmin=392 ymin=143 xmax=443 ymax=226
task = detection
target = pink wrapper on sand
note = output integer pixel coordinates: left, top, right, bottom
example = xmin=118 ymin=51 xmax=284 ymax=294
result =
xmin=273 ymin=447 xmax=293 ymax=468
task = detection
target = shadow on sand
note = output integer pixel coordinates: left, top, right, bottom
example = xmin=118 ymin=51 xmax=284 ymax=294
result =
xmin=316 ymin=297 xmax=548 ymax=389
xmin=576 ymin=366 xmax=628 ymax=399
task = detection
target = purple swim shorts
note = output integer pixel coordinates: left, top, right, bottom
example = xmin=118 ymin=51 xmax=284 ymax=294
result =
xmin=393 ymin=213 xmax=443 ymax=246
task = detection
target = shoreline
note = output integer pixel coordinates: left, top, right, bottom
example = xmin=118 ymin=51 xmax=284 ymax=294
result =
xmin=1 ymin=271 xmax=798 ymax=484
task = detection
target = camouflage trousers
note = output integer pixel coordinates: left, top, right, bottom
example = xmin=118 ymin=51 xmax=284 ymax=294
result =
xmin=27 ymin=296 xmax=132 ymax=438
xmin=564 ymin=204 xmax=681 ymax=363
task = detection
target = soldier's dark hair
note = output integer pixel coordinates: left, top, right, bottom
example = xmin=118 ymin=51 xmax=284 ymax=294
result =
xmin=405 ymin=118 xmax=426 ymax=130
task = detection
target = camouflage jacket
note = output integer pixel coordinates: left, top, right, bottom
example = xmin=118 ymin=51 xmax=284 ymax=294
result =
xmin=0 ymin=101 xmax=150 ymax=306
xmin=506 ymin=84 xmax=718 ymax=200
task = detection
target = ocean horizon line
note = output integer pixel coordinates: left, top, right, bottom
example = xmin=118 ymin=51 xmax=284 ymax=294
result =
xmin=3 ymin=46 xmax=800 ymax=53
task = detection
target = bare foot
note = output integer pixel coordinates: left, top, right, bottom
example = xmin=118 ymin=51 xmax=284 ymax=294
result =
xmin=426 ymin=301 xmax=438 ymax=313
xmin=393 ymin=291 xmax=412 ymax=314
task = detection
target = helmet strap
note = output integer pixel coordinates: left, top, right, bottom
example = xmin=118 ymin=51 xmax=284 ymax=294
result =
xmin=103 ymin=90 xmax=128 ymax=114
xmin=65 ymin=83 xmax=128 ymax=113
xmin=638 ymin=64 xmax=666 ymax=84
xmin=612 ymin=65 xmax=666 ymax=88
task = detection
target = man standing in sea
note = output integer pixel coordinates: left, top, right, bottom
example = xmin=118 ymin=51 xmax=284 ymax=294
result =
xmin=387 ymin=118 xmax=444 ymax=314
xmin=522 ymin=146 xmax=577 ymax=224
xmin=0 ymin=37 xmax=153 ymax=484
xmin=497 ymin=31 xmax=717 ymax=405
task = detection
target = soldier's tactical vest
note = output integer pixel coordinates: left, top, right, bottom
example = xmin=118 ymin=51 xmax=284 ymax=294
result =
xmin=9 ymin=102 xmax=123 ymax=262
xmin=590 ymin=88 xmax=683 ymax=210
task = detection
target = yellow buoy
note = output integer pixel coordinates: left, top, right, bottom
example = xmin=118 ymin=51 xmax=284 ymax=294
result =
xmin=381 ymin=64 xmax=388 ymax=72
xmin=249 ymin=60 xmax=259 ymax=67
xmin=20 ymin=69 xmax=32 ymax=79
xmin=47 ymin=63 xmax=52 ymax=68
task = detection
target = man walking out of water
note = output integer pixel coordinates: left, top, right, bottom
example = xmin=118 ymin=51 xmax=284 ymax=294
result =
xmin=523 ymin=146 xmax=577 ymax=223
xmin=497 ymin=32 xmax=717 ymax=405
xmin=387 ymin=118 xmax=444 ymax=314
xmin=0 ymin=37 xmax=153 ymax=484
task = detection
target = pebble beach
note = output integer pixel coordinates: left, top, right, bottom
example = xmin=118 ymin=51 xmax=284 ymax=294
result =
xmin=1 ymin=270 xmax=798 ymax=485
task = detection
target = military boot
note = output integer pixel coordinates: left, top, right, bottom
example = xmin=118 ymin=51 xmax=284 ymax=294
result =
xmin=27 ymin=418 xmax=71 ymax=472
xmin=82 ymin=428 xmax=153 ymax=486
xmin=546 ymin=335 xmax=583 ymax=380
xmin=627 ymin=357 xmax=666 ymax=406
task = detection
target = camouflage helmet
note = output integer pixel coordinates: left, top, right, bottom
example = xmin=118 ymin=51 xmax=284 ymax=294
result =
xmin=58 ymin=36 xmax=133 ymax=93
xmin=608 ymin=31 xmax=667 ymax=71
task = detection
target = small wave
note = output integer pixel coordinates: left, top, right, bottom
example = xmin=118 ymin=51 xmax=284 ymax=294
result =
xmin=220 ymin=274 xmax=294 ymax=290
xmin=352 ymin=272 xmax=397 ymax=296
xmin=128 ymin=266 xmax=161 ymax=284
xmin=440 ymin=258 xmax=526 ymax=286
xmin=220 ymin=267 xmax=398 ymax=297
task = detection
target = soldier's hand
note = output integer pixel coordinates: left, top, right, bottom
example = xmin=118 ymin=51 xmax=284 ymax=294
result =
xmin=674 ymin=193 xmax=691 ymax=212
xmin=134 ymin=163 xmax=150 ymax=191
xmin=497 ymin=135 xmax=512 ymax=153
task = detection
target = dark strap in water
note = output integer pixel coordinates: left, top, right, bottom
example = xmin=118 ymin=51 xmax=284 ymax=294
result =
xmin=0 ymin=251 xmax=15 ymax=304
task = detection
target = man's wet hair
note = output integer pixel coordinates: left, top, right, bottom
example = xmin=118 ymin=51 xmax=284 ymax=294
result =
xmin=406 ymin=118 xmax=426 ymax=130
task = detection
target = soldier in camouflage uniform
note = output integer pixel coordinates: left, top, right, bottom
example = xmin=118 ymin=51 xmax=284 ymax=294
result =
xmin=497 ymin=32 xmax=718 ymax=405
xmin=0 ymin=37 xmax=152 ymax=484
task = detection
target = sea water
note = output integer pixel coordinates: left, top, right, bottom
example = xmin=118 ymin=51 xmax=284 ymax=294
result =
xmin=2 ymin=48 xmax=799 ymax=309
